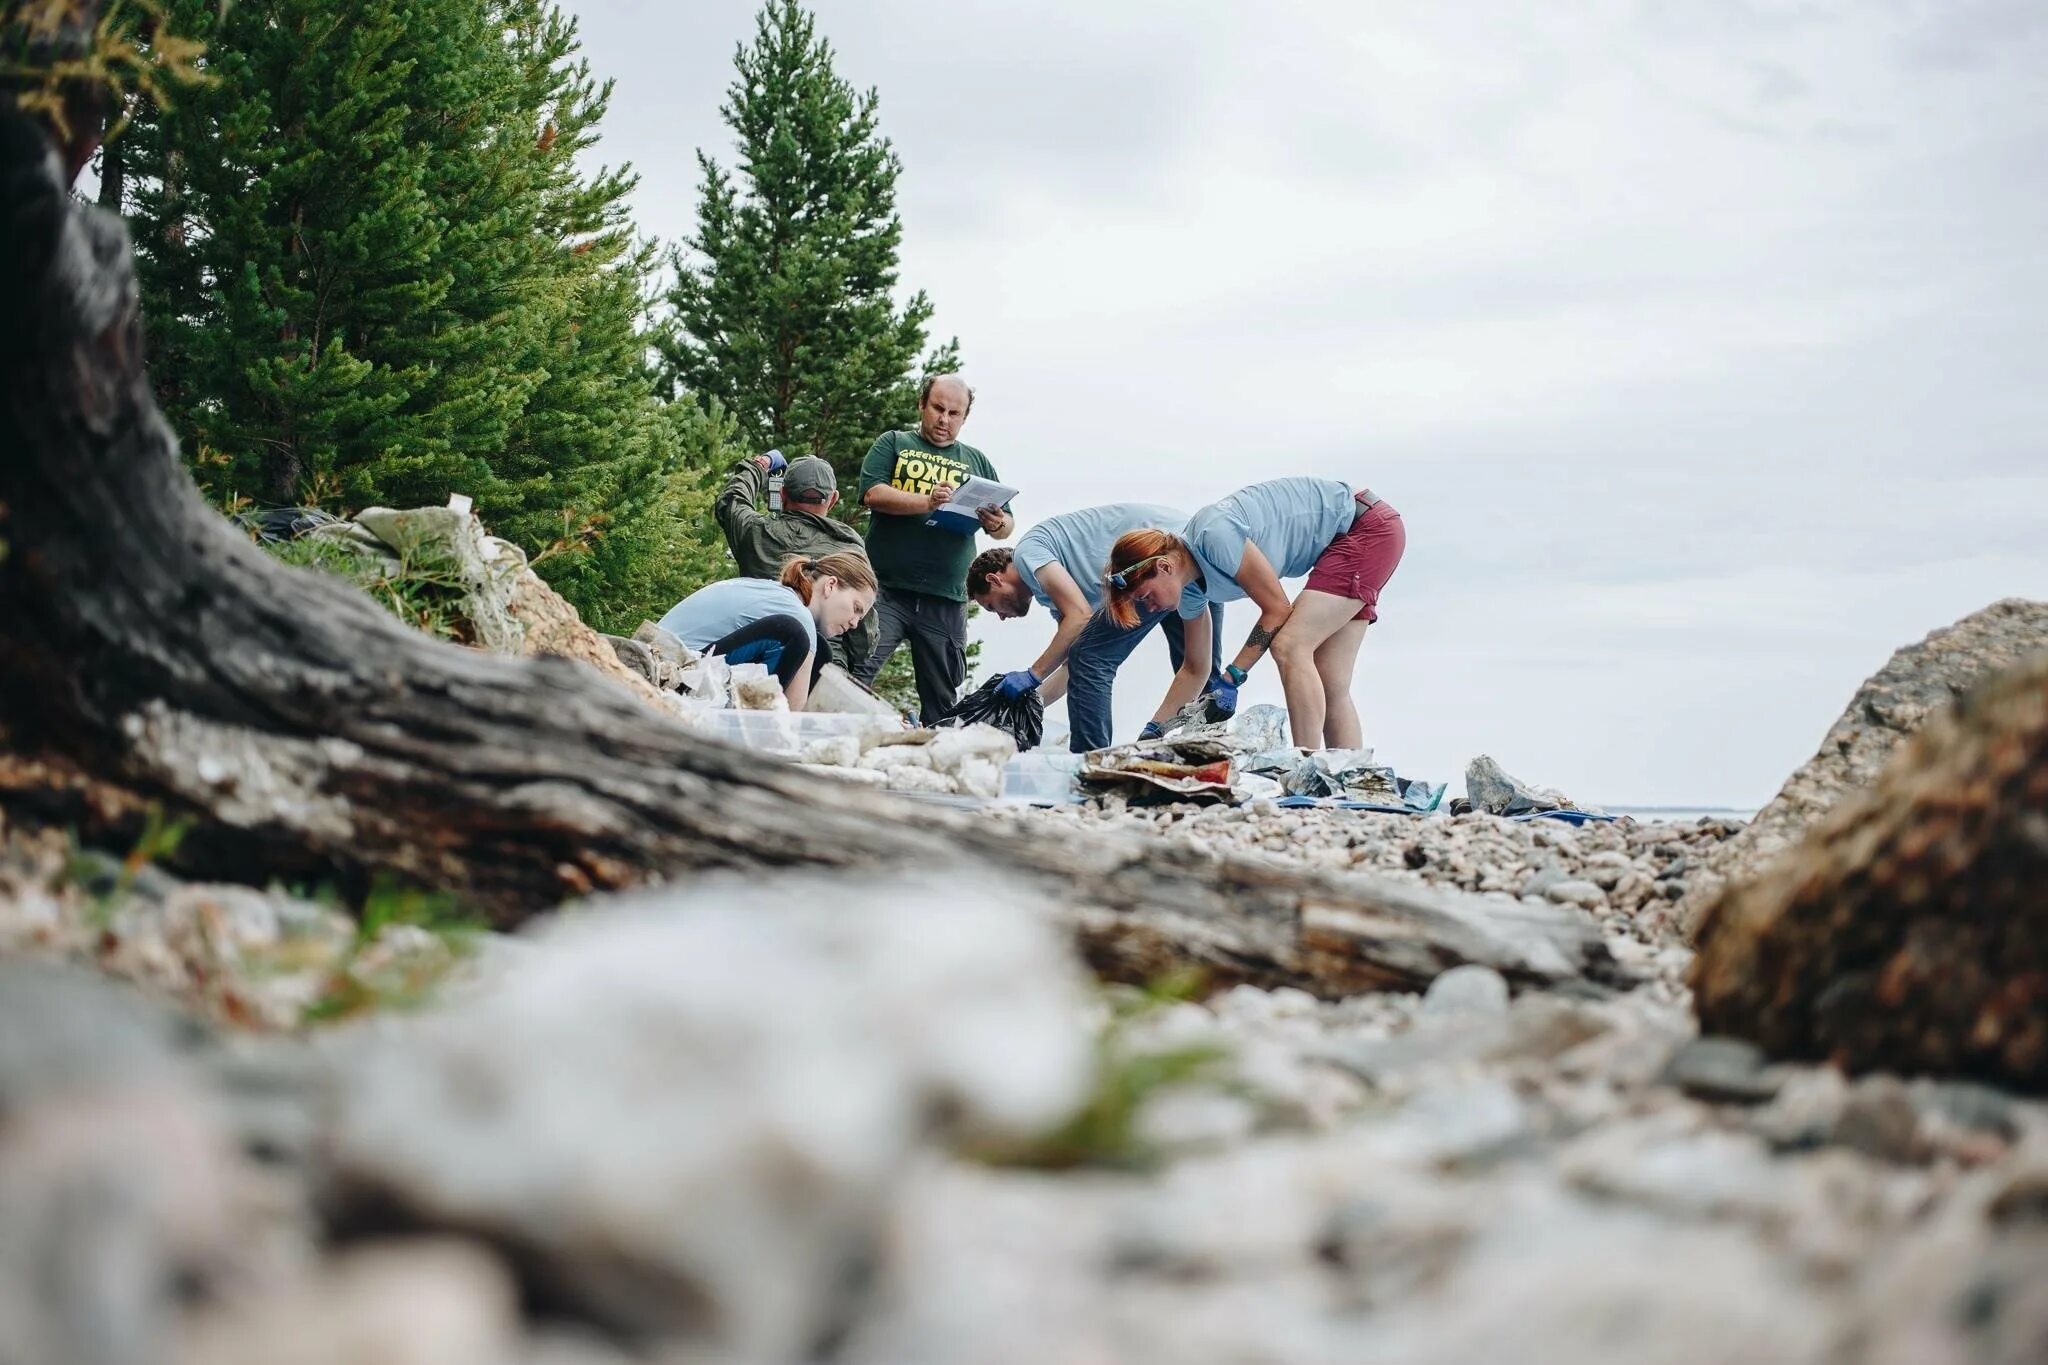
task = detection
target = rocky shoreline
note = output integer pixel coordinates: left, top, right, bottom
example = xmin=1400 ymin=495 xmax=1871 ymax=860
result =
xmin=2 ymin=605 xmax=2045 ymax=1364
xmin=3 ymin=799 xmax=2042 ymax=1364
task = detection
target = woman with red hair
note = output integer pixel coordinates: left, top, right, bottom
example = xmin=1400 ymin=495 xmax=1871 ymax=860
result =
xmin=1103 ymin=478 xmax=1404 ymax=748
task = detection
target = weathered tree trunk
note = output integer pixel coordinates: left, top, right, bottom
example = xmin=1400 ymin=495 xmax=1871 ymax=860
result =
xmin=94 ymin=98 xmax=125 ymax=213
xmin=0 ymin=99 xmax=1610 ymax=998
xmin=1691 ymin=652 xmax=2048 ymax=1091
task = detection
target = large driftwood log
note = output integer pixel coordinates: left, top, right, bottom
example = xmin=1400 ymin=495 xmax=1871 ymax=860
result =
xmin=0 ymin=101 xmax=1612 ymax=997
xmin=1691 ymin=652 xmax=2048 ymax=1091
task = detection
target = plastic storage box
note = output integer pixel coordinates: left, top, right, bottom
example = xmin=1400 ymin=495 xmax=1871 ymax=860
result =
xmin=998 ymin=752 xmax=1085 ymax=805
xmin=692 ymin=708 xmax=886 ymax=759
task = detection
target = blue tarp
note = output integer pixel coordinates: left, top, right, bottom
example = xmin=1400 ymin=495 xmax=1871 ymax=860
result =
xmin=1507 ymin=808 xmax=1619 ymax=825
xmin=1273 ymin=796 xmax=1421 ymax=815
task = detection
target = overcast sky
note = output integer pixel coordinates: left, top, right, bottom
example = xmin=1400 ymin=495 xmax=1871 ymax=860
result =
xmin=565 ymin=0 xmax=2047 ymax=806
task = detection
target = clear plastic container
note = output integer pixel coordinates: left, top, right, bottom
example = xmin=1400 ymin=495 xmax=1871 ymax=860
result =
xmin=694 ymin=708 xmax=884 ymax=758
xmin=998 ymin=752 xmax=1085 ymax=805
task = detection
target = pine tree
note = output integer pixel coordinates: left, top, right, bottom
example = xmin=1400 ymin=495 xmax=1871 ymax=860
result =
xmin=567 ymin=397 xmax=746 ymax=636
xmin=484 ymin=0 xmax=684 ymax=624
xmin=124 ymin=0 xmax=688 ymax=628
xmin=657 ymin=0 xmax=956 ymax=487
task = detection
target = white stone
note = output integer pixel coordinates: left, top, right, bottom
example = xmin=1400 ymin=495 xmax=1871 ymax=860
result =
xmin=1422 ymin=965 xmax=1511 ymax=1018
xmin=1544 ymin=879 xmax=1608 ymax=910
xmin=317 ymin=876 xmax=1094 ymax=1359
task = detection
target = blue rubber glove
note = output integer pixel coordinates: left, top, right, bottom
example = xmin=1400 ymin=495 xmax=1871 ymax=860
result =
xmin=760 ymin=448 xmax=788 ymax=473
xmin=996 ymin=668 xmax=1041 ymax=699
xmin=1202 ymin=681 xmax=1239 ymax=721
xmin=1138 ymin=721 xmax=1165 ymax=741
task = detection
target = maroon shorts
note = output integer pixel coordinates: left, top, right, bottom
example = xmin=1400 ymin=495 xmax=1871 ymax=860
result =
xmin=1303 ymin=492 xmax=1405 ymax=623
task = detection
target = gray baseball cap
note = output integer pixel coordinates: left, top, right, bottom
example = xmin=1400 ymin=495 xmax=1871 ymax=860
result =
xmin=782 ymin=455 xmax=837 ymax=501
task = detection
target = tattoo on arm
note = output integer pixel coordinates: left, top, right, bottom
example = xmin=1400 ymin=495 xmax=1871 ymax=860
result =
xmin=1246 ymin=624 xmax=1276 ymax=652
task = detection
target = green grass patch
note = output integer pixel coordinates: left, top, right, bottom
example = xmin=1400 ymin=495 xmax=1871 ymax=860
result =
xmin=263 ymin=533 xmax=475 ymax=644
xmin=967 ymin=968 xmax=1236 ymax=1171
xmin=66 ymin=804 xmax=191 ymax=931
xmin=299 ymin=874 xmax=486 ymax=1026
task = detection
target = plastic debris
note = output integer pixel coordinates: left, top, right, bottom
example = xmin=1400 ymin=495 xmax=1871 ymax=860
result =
xmin=1230 ymin=704 xmax=1290 ymax=751
xmin=731 ymin=664 xmax=786 ymax=711
xmin=1080 ymin=752 xmax=1236 ymax=802
xmin=999 ymin=752 xmax=1086 ymax=806
xmin=1079 ymin=733 xmax=1238 ymax=803
xmin=235 ymin=505 xmax=345 ymax=543
xmin=806 ymin=663 xmax=899 ymax=716
xmin=935 ymin=676 xmax=1045 ymax=751
xmin=1071 ymin=702 xmax=1445 ymax=813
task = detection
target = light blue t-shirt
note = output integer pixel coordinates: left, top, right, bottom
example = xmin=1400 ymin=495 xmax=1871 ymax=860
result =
xmin=1014 ymin=502 xmax=1187 ymax=617
xmin=657 ymin=578 xmax=817 ymax=656
xmin=1175 ymin=477 xmax=1355 ymax=618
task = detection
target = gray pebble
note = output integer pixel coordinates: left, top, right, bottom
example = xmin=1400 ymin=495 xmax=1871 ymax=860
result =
xmin=1662 ymin=1036 xmax=1783 ymax=1104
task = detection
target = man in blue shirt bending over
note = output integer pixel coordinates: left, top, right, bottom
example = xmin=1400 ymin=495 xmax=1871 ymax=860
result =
xmin=967 ymin=503 xmax=1225 ymax=751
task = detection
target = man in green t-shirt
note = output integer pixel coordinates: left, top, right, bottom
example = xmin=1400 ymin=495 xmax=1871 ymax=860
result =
xmin=853 ymin=374 xmax=1014 ymax=723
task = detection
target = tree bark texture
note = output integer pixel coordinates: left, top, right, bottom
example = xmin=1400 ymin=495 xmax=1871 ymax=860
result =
xmin=1691 ymin=652 xmax=2048 ymax=1091
xmin=0 ymin=105 xmax=1614 ymax=999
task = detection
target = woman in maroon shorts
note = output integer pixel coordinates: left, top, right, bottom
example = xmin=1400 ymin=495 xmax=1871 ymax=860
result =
xmin=1102 ymin=477 xmax=1405 ymax=748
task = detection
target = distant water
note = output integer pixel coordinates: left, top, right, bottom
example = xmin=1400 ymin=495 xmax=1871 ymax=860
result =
xmin=1606 ymin=805 xmax=1756 ymax=826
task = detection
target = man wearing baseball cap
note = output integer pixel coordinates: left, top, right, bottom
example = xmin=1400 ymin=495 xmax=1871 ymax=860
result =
xmin=713 ymin=448 xmax=878 ymax=669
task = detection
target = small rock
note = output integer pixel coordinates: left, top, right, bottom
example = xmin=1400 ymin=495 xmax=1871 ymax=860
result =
xmin=1750 ymin=1066 xmax=1851 ymax=1150
xmin=1564 ymin=1123 xmax=1797 ymax=1225
xmin=1134 ymin=1090 xmax=1261 ymax=1151
xmin=1912 ymin=1079 xmax=2021 ymax=1142
xmin=1544 ymin=879 xmax=1608 ymax=911
xmin=183 ymin=1241 xmax=521 ymax=1365
xmin=1833 ymin=1078 xmax=1927 ymax=1164
xmin=1585 ymin=852 xmax=1634 ymax=891
xmin=1421 ymin=966 xmax=1510 ymax=1018
xmin=1662 ymin=1036 xmax=1783 ymax=1105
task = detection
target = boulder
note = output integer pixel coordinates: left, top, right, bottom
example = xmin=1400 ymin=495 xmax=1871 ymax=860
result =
xmin=503 ymin=567 xmax=677 ymax=712
xmin=320 ymin=503 xmax=679 ymax=715
xmin=0 ymin=964 xmax=256 ymax=1365
xmin=1690 ymin=650 xmax=2048 ymax=1091
xmin=1834 ymin=1142 xmax=2048 ymax=1364
xmin=602 ymin=633 xmax=662 ymax=687
xmin=313 ymin=875 xmax=1092 ymax=1358
xmin=1678 ymin=598 xmax=2048 ymax=938
xmin=1463 ymin=754 xmax=1572 ymax=816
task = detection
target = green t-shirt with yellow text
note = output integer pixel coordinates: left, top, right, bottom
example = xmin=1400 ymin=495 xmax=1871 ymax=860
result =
xmin=857 ymin=429 xmax=1004 ymax=601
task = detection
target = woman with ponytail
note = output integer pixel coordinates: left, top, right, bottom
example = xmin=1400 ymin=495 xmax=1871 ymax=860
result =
xmin=656 ymin=551 xmax=878 ymax=710
xmin=1102 ymin=478 xmax=1405 ymax=748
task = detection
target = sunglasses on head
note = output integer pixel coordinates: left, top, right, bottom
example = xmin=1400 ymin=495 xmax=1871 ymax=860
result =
xmin=1108 ymin=554 xmax=1170 ymax=591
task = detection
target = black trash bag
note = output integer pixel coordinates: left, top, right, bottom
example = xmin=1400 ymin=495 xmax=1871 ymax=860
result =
xmin=934 ymin=676 xmax=1045 ymax=751
xmin=235 ymin=506 xmax=344 ymax=544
